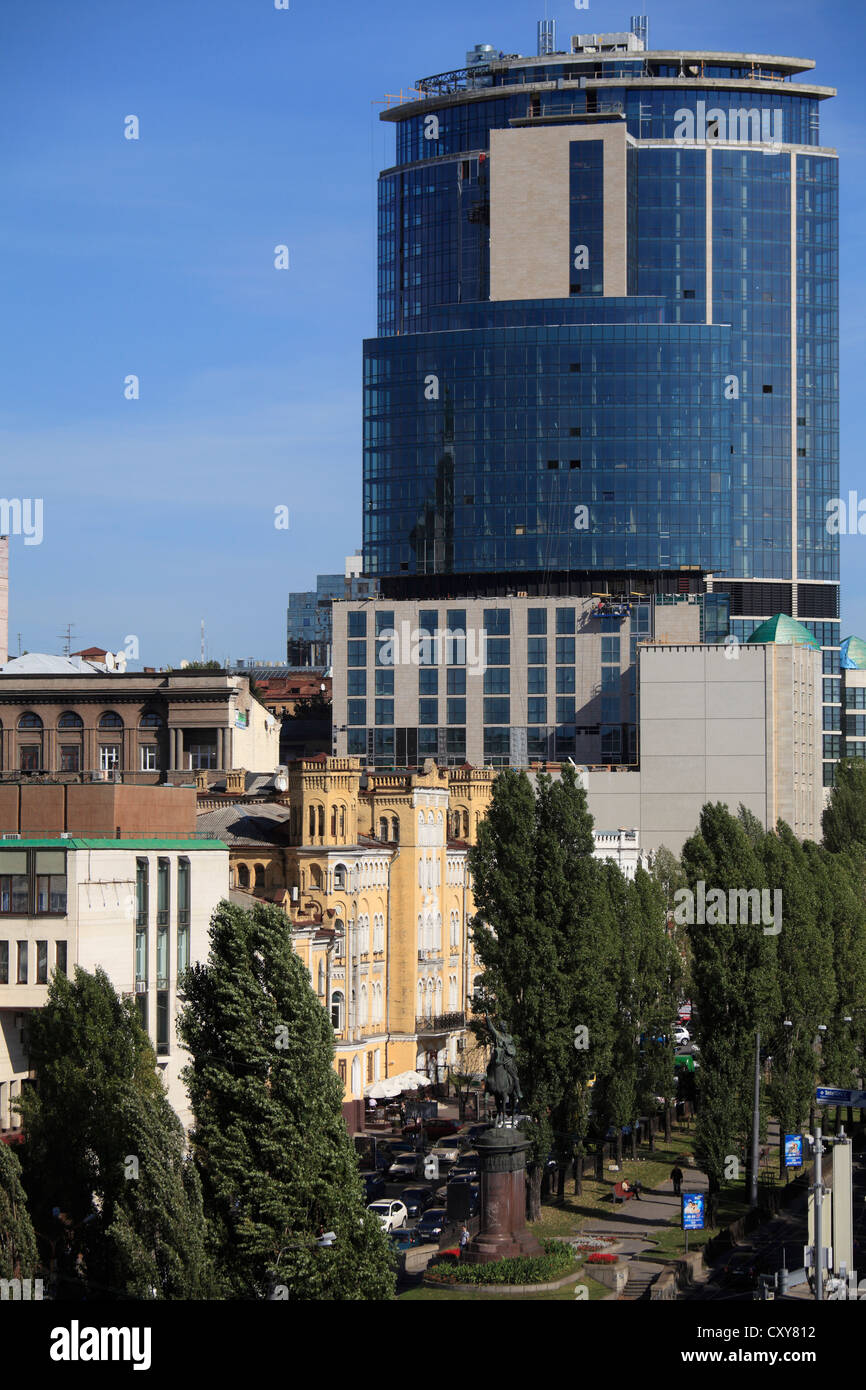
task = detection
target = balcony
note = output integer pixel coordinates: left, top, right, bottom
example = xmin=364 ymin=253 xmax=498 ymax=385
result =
xmin=415 ymin=1011 xmax=466 ymax=1035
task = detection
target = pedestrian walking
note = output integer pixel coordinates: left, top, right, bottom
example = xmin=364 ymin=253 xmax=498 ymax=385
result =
xmin=670 ymin=1164 xmax=684 ymax=1197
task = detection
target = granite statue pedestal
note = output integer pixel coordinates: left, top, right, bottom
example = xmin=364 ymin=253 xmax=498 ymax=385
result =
xmin=462 ymin=1127 xmax=544 ymax=1264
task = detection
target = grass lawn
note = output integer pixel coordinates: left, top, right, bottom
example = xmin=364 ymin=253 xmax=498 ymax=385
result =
xmin=530 ymin=1127 xmax=701 ymax=1239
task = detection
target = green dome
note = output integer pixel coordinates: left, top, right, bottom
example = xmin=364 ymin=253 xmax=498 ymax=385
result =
xmin=746 ymin=614 xmax=820 ymax=649
xmin=841 ymin=636 xmax=866 ymax=670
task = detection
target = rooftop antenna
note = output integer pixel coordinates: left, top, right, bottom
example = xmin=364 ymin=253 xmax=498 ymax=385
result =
xmin=537 ymin=15 xmax=555 ymax=56
xmin=630 ymin=14 xmax=649 ymax=48
xmin=57 ymin=622 xmax=75 ymax=657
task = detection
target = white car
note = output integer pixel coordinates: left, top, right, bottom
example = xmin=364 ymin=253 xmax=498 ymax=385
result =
xmin=674 ymin=1026 xmax=690 ymax=1046
xmin=368 ymin=1199 xmax=407 ymax=1232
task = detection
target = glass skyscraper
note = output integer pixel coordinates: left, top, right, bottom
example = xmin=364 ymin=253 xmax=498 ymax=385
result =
xmin=359 ymin=23 xmax=839 ymax=779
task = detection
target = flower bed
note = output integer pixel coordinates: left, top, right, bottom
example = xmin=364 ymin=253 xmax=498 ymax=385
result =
xmin=586 ymin=1252 xmax=618 ymax=1265
xmin=426 ymin=1238 xmax=578 ymax=1287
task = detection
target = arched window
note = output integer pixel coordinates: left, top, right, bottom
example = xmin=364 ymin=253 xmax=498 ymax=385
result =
xmin=463 ymin=811 xmax=470 ymax=838
xmin=57 ymin=711 xmax=83 ymax=729
xmin=427 ymin=811 xmax=434 ymax=824
xmin=435 ymin=912 xmax=442 ymax=949
xmin=139 ymin=712 xmax=163 ymax=728
xmin=391 ymin=817 xmax=399 ymax=843
xmin=238 ymin=864 xmax=250 ymax=889
xmin=331 ymin=990 xmax=344 ymax=1030
xmin=98 ymin=711 xmax=124 ymax=729
xmin=351 ymin=1056 xmax=361 ymax=1095
xmin=334 ymin=864 xmax=346 ymax=890
xmin=418 ymin=811 xmax=424 ymax=827
xmin=17 ymin=712 xmax=43 ymax=730
xmin=417 ymin=980 xmax=424 ymax=1016
xmin=437 ymin=810 xmax=443 ymax=826
xmin=310 ymin=863 xmax=323 ymax=889
xmin=379 ymin=816 xmax=388 ymax=841
xmin=254 ymin=864 xmax=265 ymax=888
xmin=317 ymin=805 xmax=325 ymax=837
xmin=330 ymin=806 xmax=337 ymax=838
xmin=417 ymin=914 xmax=423 ymax=949
xmin=425 ymin=980 xmax=434 ymax=1018
xmin=339 ymin=805 xmax=346 ymax=840
xmin=360 ymin=985 xmax=367 ymax=1026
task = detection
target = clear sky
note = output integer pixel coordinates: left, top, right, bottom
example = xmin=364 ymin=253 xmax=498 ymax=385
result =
xmin=0 ymin=0 xmax=863 ymax=667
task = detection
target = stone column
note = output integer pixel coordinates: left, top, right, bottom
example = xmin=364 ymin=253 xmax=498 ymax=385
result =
xmin=216 ymin=727 xmax=224 ymax=770
xmin=463 ymin=1129 xmax=543 ymax=1264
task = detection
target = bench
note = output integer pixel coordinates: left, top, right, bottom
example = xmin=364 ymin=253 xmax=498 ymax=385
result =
xmin=613 ymin=1181 xmax=636 ymax=1204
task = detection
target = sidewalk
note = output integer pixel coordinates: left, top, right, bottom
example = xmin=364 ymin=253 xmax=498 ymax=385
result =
xmin=581 ymin=1171 xmax=709 ymax=1237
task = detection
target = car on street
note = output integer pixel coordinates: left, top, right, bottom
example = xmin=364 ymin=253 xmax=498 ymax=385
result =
xmin=401 ymin=1185 xmax=435 ymax=1219
xmin=674 ymin=1026 xmax=690 ymax=1046
xmin=423 ymin=1119 xmax=461 ymax=1141
xmin=367 ymin=1199 xmax=408 ymax=1232
xmin=387 ymin=1152 xmax=421 ymax=1180
xmin=389 ymin=1226 xmax=424 ymax=1252
xmin=431 ymin=1135 xmax=467 ymax=1164
xmin=415 ymin=1207 xmax=448 ymax=1242
xmin=360 ymin=1171 xmax=386 ymax=1202
xmin=450 ymin=1152 xmax=480 ymax=1180
xmin=719 ymin=1249 xmax=759 ymax=1288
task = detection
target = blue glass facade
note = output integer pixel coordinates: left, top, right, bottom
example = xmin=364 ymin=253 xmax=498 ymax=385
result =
xmin=363 ymin=39 xmax=839 ymax=783
xmin=367 ymin=53 xmax=837 ymax=603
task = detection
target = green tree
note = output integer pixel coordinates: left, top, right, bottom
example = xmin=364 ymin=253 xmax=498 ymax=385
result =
xmin=17 ymin=967 xmax=214 ymax=1299
xmin=468 ymin=767 xmax=616 ymax=1217
xmin=822 ymin=758 xmax=866 ymax=854
xmin=762 ymin=828 xmax=835 ymax=1176
xmin=680 ymin=804 xmax=780 ymax=1213
xmin=0 ymin=1141 xmax=38 ymax=1281
xmin=177 ymin=900 xmax=395 ymax=1300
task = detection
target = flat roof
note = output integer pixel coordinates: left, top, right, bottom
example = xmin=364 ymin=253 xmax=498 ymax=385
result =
xmin=0 ymin=838 xmax=228 ymax=850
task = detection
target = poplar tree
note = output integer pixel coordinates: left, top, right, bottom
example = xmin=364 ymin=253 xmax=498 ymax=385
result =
xmin=177 ymin=900 xmax=395 ymax=1300
xmin=17 ymin=967 xmax=214 ymax=1299
xmin=680 ymin=804 xmax=779 ymax=1209
xmin=469 ymin=767 xmax=616 ymax=1217
xmin=822 ymin=757 xmax=866 ymax=854
xmin=0 ymin=1141 xmax=38 ymax=1281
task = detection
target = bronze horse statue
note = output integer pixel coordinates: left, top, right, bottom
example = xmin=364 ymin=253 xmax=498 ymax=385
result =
xmin=484 ymin=1015 xmax=522 ymax=1126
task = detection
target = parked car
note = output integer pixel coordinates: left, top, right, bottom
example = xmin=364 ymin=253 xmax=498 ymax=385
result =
xmin=450 ymin=1154 xmax=480 ymax=1181
xmin=360 ymin=1171 xmax=386 ymax=1202
xmin=401 ymin=1185 xmax=435 ymax=1219
xmin=389 ymin=1226 xmax=424 ymax=1252
xmin=674 ymin=1026 xmax=690 ymax=1046
xmin=431 ymin=1135 xmax=467 ymax=1165
xmin=424 ymin=1119 xmax=461 ymax=1142
xmin=720 ymin=1249 xmax=759 ymax=1288
xmin=387 ymin=1152 xmax=421 ymax=1180
xmin=415 ymin=1207 xmax=448 ymax=1242
xmin=367 ymin=1199 xmax=408 ymax=1232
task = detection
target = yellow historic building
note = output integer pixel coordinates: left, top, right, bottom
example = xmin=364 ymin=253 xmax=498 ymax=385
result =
xmin=197 ymin=757 xmax=495 ymax=1109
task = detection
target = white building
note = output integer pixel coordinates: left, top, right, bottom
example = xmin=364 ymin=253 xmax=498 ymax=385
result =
xmin=0 ymin=835 xmax=228 ymax=1132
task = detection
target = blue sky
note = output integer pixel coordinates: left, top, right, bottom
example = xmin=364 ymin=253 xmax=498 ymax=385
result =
xmin=0 ymin=0 xmax=863 ymax=666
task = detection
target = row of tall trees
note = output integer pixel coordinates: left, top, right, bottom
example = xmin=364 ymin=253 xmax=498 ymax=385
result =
xmin=468 ymin=767 xmax=682 ymax=1218
xmin=8 ymin=903 xmax=395 ymax=1300
xmin=467 ymin=762 xmax=866 ymax=1217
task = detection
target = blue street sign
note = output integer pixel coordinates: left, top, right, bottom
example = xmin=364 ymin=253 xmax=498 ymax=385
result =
xmin=815 ymin=1087 xmax=866 ymax=1107
xmin=682 ymin=1193 xmax=705 ymax=1230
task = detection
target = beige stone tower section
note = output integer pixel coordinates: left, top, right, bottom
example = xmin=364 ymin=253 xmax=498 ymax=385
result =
xmin=489 ymin=123 xmax=628 ymax=301
xmin=0 ymin=537 xmax=7 ymax=666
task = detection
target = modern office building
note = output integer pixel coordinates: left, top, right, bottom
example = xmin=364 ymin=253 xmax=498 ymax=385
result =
xmin=286 ymin=554 xmax=376 ymax=667
xmin=362 ymin=20 xmax=839 ymax=780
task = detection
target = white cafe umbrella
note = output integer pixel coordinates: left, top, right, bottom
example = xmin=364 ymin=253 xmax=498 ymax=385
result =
xmin=388 ymin=1069 xmax=433 ymax=1091
xmin=365 ymin=1079 xmax=402 ymax=1100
